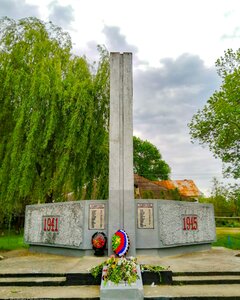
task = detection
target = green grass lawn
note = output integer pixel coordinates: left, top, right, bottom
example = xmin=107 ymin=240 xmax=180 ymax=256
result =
xmin=213 ymin=227 xmax=240 ymax=250
xmin=0 ymin=232 xmax=28 ymax=251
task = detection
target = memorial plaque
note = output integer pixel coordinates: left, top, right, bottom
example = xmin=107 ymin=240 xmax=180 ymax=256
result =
xmin=89 ymin=204 xmax=105 ymax=230
xmin=137 ymin=203 xmax=154 ymax=229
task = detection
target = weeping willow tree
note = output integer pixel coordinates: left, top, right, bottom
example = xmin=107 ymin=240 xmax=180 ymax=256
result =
xmin=0 ymin=17 xmax=109 ymax=224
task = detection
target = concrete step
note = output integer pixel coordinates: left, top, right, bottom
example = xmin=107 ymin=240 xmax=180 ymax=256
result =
xmin=144 ymin=284 xmax=240 ymax=299
xmin=173 ymin=275 xmax=240 ymax=285
xmin=1 ymin=284 xmax=240 ymax=299
xmin=0 ymin=277 xmax=66 ymax=283
xmin=0 ymin=270 xmax=172 ymax=286
xmin=173 ymin=271 xmax=240 ymax=276
xmin=0 ymin=273 xmax=100 ymax=286
xmin=0 ymin=276 xmax=66 ymax=286
xmin=172 ymin=272 xmax=240 ymax=285
xmin=0 ymin=285 xmax=100 ymax=299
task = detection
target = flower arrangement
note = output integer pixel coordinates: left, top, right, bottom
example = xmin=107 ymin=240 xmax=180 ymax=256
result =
xmin=91 ymin=255 xmax=139 ymax=285
xmin=91 ymin=232 xmax=107 ymax=256
xmin=92 ymin=233 xmax=106 ymax=249
xmin=112 ymin=229 xmax=130 ymax=257
xmin=140 ymin=264 xmax=168 ymax=273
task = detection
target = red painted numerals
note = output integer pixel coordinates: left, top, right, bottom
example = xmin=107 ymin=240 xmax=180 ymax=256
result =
xmin=43 ymin=217 xmax=59 ymax=232
xmin=183 ymin=215 xmax=198 ymax=231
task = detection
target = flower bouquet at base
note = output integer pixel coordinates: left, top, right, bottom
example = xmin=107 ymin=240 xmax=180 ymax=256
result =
xmin=91 ymin=255 xmax=140 ymax=286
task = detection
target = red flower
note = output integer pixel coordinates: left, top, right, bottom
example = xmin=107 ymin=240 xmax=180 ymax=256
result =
xmin=92 ymin=235 xmax=106 ymax=249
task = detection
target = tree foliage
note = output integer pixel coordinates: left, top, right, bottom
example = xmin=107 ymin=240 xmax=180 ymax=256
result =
xmin=133 ymin=136 xmax=171 ymax=180
xmin=199 ymin=178 xmax=240 ymax=217
xmin=0 ymin=17 xmax=109 ymax=223
xmin=189 ymin=48 xmax=240 ymax=179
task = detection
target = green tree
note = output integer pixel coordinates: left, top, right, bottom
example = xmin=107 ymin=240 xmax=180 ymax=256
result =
xmin=133 ymin=136 xmax=171 ymax=180
xmin=227 ymin=184 xmax=240 ymax=216
xmin=199 ymin=178 xmax=240 ymax=217
xmin=189 ymin=48 xmax=240 ymax=179
xmin=0 ymin=17 xmax=109 ymax=224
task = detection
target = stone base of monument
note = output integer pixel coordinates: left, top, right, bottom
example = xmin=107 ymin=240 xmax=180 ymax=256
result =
xmin=136 ymin=243 xmax=212 ymax=257
xmin=29 ymin=245 xmax=97 ymax=257
xmin=100 ymin=265 xmax=144 ymax=300
xmin=24 ymin=199 xmax=215 ymax=257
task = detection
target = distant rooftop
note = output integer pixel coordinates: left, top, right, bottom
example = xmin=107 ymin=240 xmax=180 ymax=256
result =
xmin=153 ymin=179 xmax=201 ymax=198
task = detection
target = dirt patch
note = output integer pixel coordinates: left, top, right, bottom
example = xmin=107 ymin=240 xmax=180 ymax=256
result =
xmin=0 ymin=249 xmax=34 ymax=259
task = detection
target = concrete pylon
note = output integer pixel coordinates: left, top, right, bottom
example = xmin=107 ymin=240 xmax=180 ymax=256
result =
xmin=108 ymin=52 xmax=136 ymax=256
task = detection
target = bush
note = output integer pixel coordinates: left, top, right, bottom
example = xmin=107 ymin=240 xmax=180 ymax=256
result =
xmin=215 ymin=219 xmax=240 ymax=228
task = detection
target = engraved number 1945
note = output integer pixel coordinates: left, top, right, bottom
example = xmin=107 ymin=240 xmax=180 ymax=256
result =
xmin=183 ymin=215 xmax=198 ymax=231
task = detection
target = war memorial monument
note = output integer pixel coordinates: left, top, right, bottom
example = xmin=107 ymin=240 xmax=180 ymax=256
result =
xmin=24 ymin=52 xmax=216 ymax=258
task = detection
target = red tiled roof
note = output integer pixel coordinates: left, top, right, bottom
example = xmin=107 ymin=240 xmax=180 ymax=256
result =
xmin=153 ymin=179 xmax=201 ymax=198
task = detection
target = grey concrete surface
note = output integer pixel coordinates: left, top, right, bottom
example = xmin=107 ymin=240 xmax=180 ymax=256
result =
xmin=108 ymin=52 xmax=135 ymax=257
xmin=1 ymin=284 xmax=240 ymax=299
xmin=0 ymin=247 xmax=240 ymax=275
xmin=24 ymin=200 xmax=108 ymax=250
xmin=0 ymin=286 xmax=100 ymax=299
xmin=136 ymin=199 xmax=215 ymax=250
xmin=138 ymin=247 xmax=240 ymax=272
xmin=0 ymin=247 xmax=240 ymax=298
xmin=143 ymin=284 xmax=240 ymax=298
xmin=100 ymin=266 xmax=143 ymax=300
xmin=0 ymin=249 xmax=106 ymax=274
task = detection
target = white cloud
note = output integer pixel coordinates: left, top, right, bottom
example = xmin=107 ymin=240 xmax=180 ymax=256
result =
xmin=48 ymin=0 xmax=74 ymax=29
xmin=0 ymin=0 xmax=39 ymax=19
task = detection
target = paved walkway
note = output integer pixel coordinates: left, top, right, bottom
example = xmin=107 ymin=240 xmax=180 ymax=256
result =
xmin=0 ymin=247 xmax=240 ymax=298
xmin=1 ymin=284 xmax=240 ymax=299
xmin=0 ymin=247 xmax=239 ymax=274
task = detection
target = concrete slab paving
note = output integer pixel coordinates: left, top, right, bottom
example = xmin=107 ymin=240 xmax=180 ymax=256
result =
xmin=1 ymin=247 xmax=239 ymax=275
xmin=0 ymin=247 xmax=240 ymax=298
xmin=0 ymin=286 xmax=100 ymax=299
xmin=0 ymin=249 xmax=106 ymax=274
xmin=144 ymin=284 xmax=240 ymax=298
xmin=172 ymin=275 xmax=240 ymax=281
xmin=0 ymin=277 xmax=66 ymax=283
xmin=138 ymin=247 xmax=240 ymax=272
xmin=1 ymin=284 xmax=240 ymax=299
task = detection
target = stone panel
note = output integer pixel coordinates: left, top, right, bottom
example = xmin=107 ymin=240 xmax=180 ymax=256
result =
xmin=24 ymin=200 xmax=108 ymax=250
xmin=136 ymin=200 xmax=159 ymax=249
xmin=158 ymin=200 xmax=216 ymax=246
xmin=24 ymin=202 xmax=84 ymax=248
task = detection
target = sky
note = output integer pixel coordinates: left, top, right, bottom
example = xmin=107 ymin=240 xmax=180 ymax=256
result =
xmin=1 ymin=0 xmax=240 ymax=195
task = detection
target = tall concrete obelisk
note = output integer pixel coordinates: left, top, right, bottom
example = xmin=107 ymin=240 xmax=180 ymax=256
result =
xmin=108 ymin=52 xmax=136 ymax=256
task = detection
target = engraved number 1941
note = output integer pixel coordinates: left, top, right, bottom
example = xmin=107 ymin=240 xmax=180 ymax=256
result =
xmin=43 ymin=217 xmax=59 ymax=232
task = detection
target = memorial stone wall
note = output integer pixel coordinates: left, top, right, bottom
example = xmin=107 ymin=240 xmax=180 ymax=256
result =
xmin=25 ymin=199 xmax=215 ymax=252
xmin=136 ymin=199 xmax=215 ymax=249
xmin=24 ymin=200 xmax=108 ymax=249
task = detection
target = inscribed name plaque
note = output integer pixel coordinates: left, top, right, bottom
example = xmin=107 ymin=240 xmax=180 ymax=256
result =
xmin=89 ymin=204 xmax=105 ymax=230
xmin=137 ymin=203 xmax=154 ymax=229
